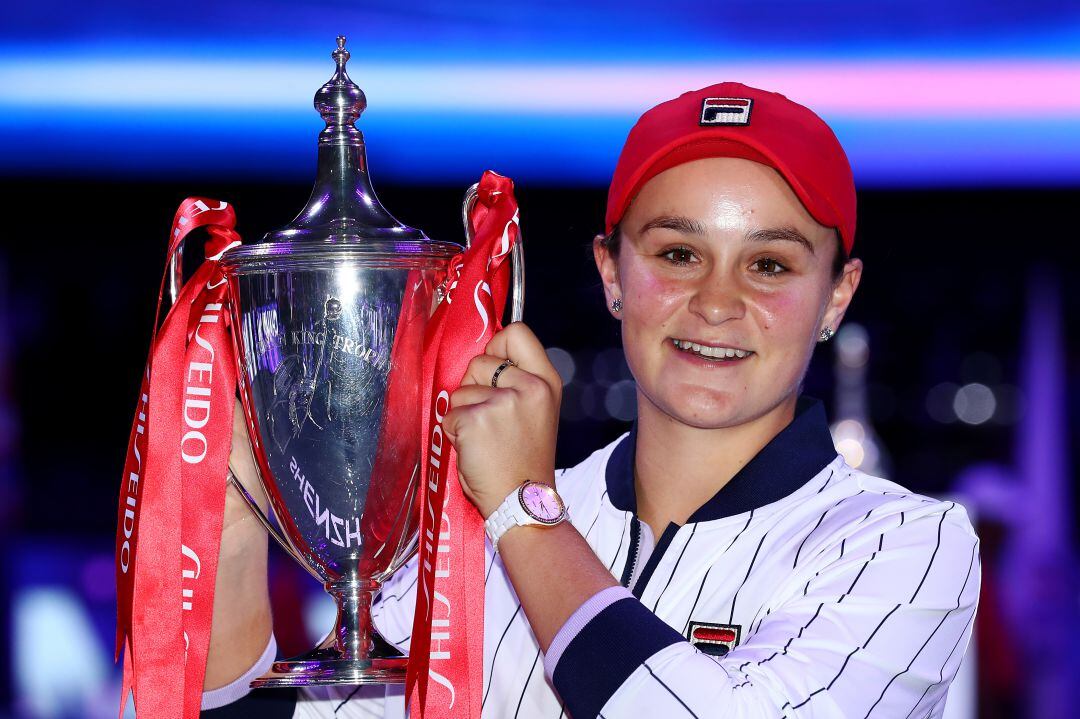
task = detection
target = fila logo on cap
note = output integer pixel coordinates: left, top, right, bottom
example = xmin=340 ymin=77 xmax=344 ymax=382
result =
xmin=700 ymin=97 xmax=753 ymax=126
xmin=687 ymin=621 xmax=742 ymax=657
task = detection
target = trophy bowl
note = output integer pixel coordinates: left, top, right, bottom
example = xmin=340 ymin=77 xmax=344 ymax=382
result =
xmin=223 ymin=242 xmax=461 ymax=687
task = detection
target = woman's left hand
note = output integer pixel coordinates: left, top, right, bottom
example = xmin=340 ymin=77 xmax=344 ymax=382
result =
xmin=443 ymin=322 xmax=563 ymax=518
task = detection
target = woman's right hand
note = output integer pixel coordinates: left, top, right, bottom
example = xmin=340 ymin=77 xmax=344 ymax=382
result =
xmin=204 ymin=399 xmax=273 ymax=690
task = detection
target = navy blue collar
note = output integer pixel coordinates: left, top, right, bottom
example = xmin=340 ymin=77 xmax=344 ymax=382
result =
xmin=605 ymin=396 xmax=838 ymax=523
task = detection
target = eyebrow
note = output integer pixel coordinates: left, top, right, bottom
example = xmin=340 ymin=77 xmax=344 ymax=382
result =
xmin=638 ymin=215 xmax=708 ymax=236
xmin=638 ymin=216 xmax=817 ymax=256
xmin=745 ymin=227 xmax=816 ymax=255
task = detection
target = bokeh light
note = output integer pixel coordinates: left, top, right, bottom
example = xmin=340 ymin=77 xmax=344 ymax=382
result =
xmin=926 ymin=382 xmax=960 ymax=423
xmin=592 ymin=348 xmax=631 ymax=387
xmin=836 ymin=324 xmax=870 ymax=368
xmin=953 ymin=382 xmax=997 ymax=425
xmin=604 ymin=379 xmax=638 ymax=421
xmin=545 ymin=346 xmax=576 ymax=385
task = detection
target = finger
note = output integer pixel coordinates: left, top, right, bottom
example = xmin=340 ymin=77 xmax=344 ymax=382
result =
xmin=484 ymin=322 xmax=562 ymax=390
xmin=450 ymin=384 xmax=497 ymax=408
xmin=463 ymin=354 xmax=536 ymax=392
xmin=442 ymin=403 xmax=482 ymax=447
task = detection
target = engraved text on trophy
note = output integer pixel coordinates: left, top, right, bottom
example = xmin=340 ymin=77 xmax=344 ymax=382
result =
xmin=252 ymin=296 xmax=394 ymax=453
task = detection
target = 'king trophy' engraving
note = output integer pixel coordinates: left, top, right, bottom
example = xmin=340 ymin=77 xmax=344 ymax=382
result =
xmin=263 ymin=296 xmax=391 ymax=453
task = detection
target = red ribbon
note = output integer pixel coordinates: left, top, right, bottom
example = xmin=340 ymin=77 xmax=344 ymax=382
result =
xmin=115 ymin=198 xmax=241 ymax=719
xmin=407 ymin=171 xmax=520 ymax=719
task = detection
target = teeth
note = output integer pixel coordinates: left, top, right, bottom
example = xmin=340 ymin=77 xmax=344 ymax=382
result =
xmin=673 ymin=339 xmax=751 ymax=359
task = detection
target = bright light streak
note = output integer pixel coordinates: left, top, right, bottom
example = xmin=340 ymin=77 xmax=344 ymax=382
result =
xmin=335 ymin=265 xmax=362 ymax=303
xmin=2 ymin=58 xmax=1080 ymax=118
xmin=2 ymin=55 xmax=1077 ymax=184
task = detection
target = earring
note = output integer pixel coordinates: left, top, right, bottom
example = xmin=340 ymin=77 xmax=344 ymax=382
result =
xmin=818 ymin=327 xmax=834 ymax=343
xmin=611 ymin=298 xmax=623 ymax=313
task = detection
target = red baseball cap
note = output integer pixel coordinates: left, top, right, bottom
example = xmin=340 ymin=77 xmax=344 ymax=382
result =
xmin=605 ymin=82 xmax=856 ymax=254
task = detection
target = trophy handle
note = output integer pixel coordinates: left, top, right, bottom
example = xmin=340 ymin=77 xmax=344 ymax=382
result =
xmin=462 ymin=183 xmax=525 ymax=323
xmin=169 ymin=241 xmax=184 ymax=304
xmin=227 ymin=469 xmax=326 ymax=583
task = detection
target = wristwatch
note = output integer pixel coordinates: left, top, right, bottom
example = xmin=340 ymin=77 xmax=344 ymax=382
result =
xmin=484 ymin=480 xmax=568 ymax=552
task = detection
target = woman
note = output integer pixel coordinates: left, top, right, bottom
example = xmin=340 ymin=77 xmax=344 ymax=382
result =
xmin=203 ymin=82 xmax=980 ymax=718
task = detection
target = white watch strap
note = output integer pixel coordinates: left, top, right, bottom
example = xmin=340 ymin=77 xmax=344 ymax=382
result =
xmin=484 ymin=493 xmax=528 ymax=553
xmin=484 ymin=482 xmax=568 ymax=553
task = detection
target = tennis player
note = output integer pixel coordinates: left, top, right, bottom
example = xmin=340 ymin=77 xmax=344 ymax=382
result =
xmin=202 ymin=82 xmax=980 ymax=719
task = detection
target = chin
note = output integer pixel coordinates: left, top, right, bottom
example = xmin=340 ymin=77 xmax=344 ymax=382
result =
xmin=645 ymin=378 xmax=801 ymax=430
xmin=648 ymin=384 xmax=753 ymax=429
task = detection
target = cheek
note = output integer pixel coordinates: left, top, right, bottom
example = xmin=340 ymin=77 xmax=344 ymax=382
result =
xmin=617 ymin=264 xmax=689 ymax=379
xmin=621 ymin=263 xmax=687 ymax=325
xmin=751 ymin=285 xmax=825 ymax=364
xmin=750 ymin=286 xmax=821 ymax=340
xmin=754 ymin=293 xmax=791 ymax=331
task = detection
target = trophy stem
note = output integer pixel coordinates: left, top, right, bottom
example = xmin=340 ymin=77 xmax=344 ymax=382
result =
xmin=326 ymin=578 xmax=376 ymax=661
xmin=251 ymin=577 xmax=408 ymax=688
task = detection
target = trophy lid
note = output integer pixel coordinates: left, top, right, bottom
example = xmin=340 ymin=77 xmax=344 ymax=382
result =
xmin=250 ymin=36 xmax=460 ymax=258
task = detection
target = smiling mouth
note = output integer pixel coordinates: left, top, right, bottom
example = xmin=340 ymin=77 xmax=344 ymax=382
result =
xmin=672 ymin=338 xmax=754 ymax=361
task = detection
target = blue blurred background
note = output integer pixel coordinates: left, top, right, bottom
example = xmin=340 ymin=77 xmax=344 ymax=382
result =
xmin=1 ymin=1 xmax=1078 ymax=717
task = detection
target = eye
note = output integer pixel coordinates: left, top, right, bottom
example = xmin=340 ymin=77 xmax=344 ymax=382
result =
xmin=661 ymin=246 xmax=698 ymax=266
xmin=751 ymin=257 xmax=787 ymax=276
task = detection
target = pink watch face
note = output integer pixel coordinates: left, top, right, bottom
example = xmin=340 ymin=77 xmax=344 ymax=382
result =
xmin=520 ymin=483 xmax=563 ymax=522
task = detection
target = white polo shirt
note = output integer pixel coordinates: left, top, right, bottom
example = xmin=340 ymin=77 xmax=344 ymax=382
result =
xmin=208 ymin=396 xmax=980 ymax=719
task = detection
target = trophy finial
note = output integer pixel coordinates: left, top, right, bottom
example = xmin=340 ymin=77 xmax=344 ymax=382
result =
xmin=262 ymin=35 xmax=434 ymax=244
xmin=333 ymin=36 xmax=350 ymax=69
xmin=315 ymin=35 xmax=366 ymax=144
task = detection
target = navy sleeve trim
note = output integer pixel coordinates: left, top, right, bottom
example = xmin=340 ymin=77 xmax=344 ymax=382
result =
xmin=200 ymin=688 xmax=298 ymax=718
xmin=552 ymin=596 xmax=685 ymax=719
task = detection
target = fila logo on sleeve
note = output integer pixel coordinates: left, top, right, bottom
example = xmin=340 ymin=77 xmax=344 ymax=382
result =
xmin=687 ymin=621 xmax=742 ymax=657
xmin=700 ymin=97 xmax=753 ymax=126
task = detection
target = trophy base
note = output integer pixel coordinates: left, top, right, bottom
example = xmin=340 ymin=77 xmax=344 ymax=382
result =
xmin=251 ymin=633 xmax=408 ymax=688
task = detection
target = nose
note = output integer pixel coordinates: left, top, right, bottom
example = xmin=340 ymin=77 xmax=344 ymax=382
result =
xmin=687 ymin=275 xmax=746 ymax=326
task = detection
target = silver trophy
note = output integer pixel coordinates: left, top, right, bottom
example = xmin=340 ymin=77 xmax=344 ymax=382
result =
xmin=178 ymin=36 xmax=523 ymax=687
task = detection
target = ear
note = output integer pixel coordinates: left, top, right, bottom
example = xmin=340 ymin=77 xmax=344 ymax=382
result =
xmin=593 ymin=233 xmax=622 ymax=318
xmin=820 ymin=257 xmax=863 ymax=334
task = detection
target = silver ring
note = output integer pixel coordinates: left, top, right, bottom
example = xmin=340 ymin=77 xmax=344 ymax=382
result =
xmin=491 ymin=359 xmax=516 ymax=388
